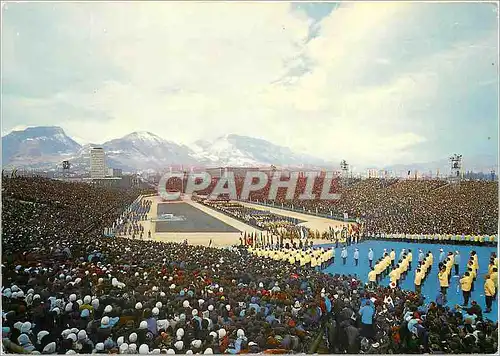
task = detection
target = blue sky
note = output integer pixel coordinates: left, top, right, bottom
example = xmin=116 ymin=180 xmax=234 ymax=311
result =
xmin=1 ymin=2 xmax=498 ymax=166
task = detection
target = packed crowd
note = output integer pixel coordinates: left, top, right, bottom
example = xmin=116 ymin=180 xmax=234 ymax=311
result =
xmin=2 ymin=177 xmax=499 ymax=354
xmin=1 ymin=177 xmax=150 ymax=257
xmin=259 ymin=179 xmax=498 ymax=236
xmin=166 ymin=176 xmax=498 ymax=236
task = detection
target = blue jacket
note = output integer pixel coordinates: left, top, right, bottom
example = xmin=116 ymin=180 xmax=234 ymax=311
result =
xmin=227 ymin=336 xmax=248 ymax=354
xmin=407 ymin=319 xmax=419 ymax=334
xmin=359 ymin=305 xmax=374 ymax=325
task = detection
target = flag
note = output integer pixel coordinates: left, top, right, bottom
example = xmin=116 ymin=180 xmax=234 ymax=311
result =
xmin=324 ymin=295 xmax=332 ymax=313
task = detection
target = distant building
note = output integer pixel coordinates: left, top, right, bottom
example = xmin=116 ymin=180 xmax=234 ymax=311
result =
xmin=367 ymin=169 xmax=378 ymax=178
xmin=90 ymin=147 xmax=106 ymax=178
xmin=108 ymin=168 xmax=123 ymax=177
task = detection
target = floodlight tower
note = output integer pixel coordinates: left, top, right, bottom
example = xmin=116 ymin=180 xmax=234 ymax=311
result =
xmin=340 ymin=160 xmax=349 ymax=187
xmin=449 ymin=154 xmax=462 ymax=184
xmin=62 ymin=160 xmax=71 ymax=180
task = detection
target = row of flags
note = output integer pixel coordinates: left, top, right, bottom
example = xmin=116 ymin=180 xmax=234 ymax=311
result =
xmin=242 ymin=231 xmax=284 ymax=246
xmin=299 ymin=225 xmax=309 ymax=240
xmin=243 ymin=221 xmax=365 ymax=246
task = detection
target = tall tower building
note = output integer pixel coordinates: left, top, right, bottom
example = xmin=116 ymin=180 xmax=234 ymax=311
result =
xmin=90 ymin=147 xmax=106 ymax=178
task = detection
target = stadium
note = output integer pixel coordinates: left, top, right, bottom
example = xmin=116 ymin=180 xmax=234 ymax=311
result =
xmin=1 ymin=165 xmax=498 ymax=354
xmin=2 ymin=1 xmax=499 ymax=355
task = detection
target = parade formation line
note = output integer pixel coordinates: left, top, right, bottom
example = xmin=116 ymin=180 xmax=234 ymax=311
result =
xmin=317 ymin=240 xmax=498 ymax=321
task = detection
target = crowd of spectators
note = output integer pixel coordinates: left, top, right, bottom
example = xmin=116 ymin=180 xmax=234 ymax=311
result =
xmin=1 ymin=177 xmax=151 ymax=261
xmin=2 ymin=177 xmax=498 ymax=354
xmin=164 ymin=175 xmax=497 ymax=236
xmin=255 ymin=179 xmax=498 ymax=236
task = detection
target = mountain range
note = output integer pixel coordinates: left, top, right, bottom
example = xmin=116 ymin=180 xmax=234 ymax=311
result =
xmin=1 ymin=126 xmax=334 ymax=173
xmin=1 ymin=126 xmax=497 ymax=175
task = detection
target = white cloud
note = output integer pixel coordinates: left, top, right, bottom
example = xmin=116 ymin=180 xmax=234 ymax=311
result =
xmin=2 ymin=2 xmax=498 ymax=167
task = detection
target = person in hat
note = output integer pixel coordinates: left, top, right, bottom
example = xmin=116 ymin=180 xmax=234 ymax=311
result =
xmin=399 ymin=249 xmax=406 ymax=262
xmin=368 ymin=248 xmax=374 ymax=268
xmin=491 ymin=266 xmax=498 ymax=298
xmin=438 ymin=266 xmax=449 ymax=296
xmin=340 ymin=247 xmax=348 ymax=265
xmin=439 ymin=249 xmax=445 ymax=263
xmin=484 ymin=274 xmax=495 ymax=313
xmin=407 ymin=249 xmax=412 ymax=270
xmin=418 ymin=249 xmax=424 ymax=264
xmin=389 ymin=249 xmax=396 ymax=268
xmin=459 ymin=271 xmax=472 ymax=306
xmin=454 ymin=251 xmax=461 ymax=275
xmin=414 ymin=268 xmax=423 ymax=295
xmin=367 ymin=267 xmax=377 ymax=289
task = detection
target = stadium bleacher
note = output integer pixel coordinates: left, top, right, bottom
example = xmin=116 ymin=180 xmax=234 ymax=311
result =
xmin=1 ymin=176 xmax=498 ymax=354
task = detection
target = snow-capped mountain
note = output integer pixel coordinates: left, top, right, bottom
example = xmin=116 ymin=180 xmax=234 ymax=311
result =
xmin=2 ymin=126 xmax=495 ymax=174
xmin=102 ymin=131 xmax=197 ymax=170
xmin=2 ymin=126 xmax=81 ymax=168
xmin=190 ymin=134 xmax=331 ymax=168
xmin=1 ymin=128 xmax=332 ymax=172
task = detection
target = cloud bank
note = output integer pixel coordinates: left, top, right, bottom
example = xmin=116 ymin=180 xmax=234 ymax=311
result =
xmin=2 ymin=2 xmax=498 ymax=166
